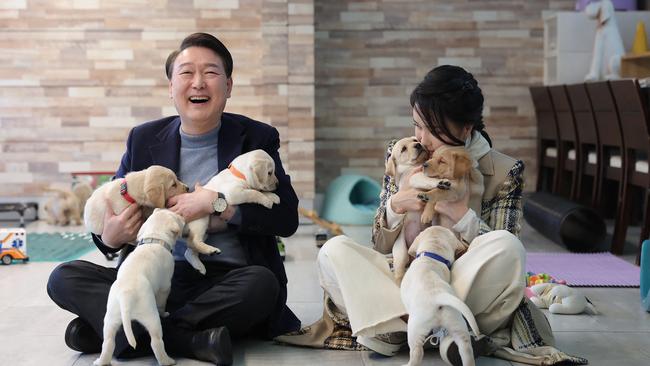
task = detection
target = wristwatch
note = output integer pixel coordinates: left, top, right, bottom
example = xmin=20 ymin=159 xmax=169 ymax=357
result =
xmin=211 ymin=192 xmax=228 ymax=216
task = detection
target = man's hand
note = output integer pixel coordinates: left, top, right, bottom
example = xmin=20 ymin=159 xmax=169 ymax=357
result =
xmin=167 ymin=183 xmax=218 ymax=222
xmin=101 ymin=199 xmax=143 ymax=248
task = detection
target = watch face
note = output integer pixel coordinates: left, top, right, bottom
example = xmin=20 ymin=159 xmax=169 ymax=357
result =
xmin=213 ymin=197 xmax=227 ymax=212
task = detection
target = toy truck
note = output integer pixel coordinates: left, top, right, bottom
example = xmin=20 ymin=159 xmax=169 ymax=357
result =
xmin=0 ymin=228 xmax=29 ymax=265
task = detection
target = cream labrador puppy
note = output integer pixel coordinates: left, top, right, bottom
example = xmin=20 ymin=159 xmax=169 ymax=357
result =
xmin=384 ymin=137 xmax=432 ymax=285
xmin=401 ymin=226 xmax=481 ymax=366
xmin=183 ymin=149 xmax=280 ymax=274
xmin=94 ymin=208 xmax=185 ymax=366
xmin=84 ymin=165 xmax=188 ymax=236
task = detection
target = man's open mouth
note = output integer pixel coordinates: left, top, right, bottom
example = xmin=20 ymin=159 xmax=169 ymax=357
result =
xmin=189 ymin=96 xmax=210 ymax=104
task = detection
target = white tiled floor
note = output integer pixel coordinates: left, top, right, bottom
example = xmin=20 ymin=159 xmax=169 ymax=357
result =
xmin=0 ymin=220 xmax=648 ymax=366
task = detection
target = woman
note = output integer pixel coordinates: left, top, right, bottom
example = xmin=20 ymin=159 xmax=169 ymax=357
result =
xmin=277 ymin=66 xmax=586 ymax=366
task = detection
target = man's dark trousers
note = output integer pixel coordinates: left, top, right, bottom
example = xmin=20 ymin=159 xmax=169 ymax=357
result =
xmin=47 ymin=259 xmax=279 ymax=357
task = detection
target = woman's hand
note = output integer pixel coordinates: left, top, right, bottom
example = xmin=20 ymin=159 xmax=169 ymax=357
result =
xmin=101 ymin=199 xmax=143 ymax=248
xmin=390 ymin=168 xmax=426 ymax=214
xmin=167 ymin=183 xmax=218 ymax=222
xmin=435 ymin=190 xmax=470 ymax=225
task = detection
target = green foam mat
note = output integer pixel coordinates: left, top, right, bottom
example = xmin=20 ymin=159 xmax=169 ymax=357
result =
xmin=26 ymin=232 xmax=95 ymax=262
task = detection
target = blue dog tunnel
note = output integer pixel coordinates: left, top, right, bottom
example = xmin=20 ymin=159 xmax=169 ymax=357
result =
xmin=320 ymin=174 xmax=381 ymax=225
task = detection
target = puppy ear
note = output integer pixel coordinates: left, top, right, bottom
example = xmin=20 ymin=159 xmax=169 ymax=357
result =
xmin=454 ymin=239 xmax=469 ymax=259
xmin=451 ymin=152 xmax=472 ymax=179
xmin=250 ymin=160 xmax=266 ymax=189
xmin=145 ymin=183 xmax=165 ymax=207
xmin=385 ymin=156 xmax=397 ymax=177
xmin=144 ymin=170 xmax=166 ymax=207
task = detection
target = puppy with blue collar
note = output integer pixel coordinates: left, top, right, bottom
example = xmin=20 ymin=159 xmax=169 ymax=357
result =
xmin=94 ymin=208 xmax=185 ymax=366
xmin=400 ymin=226 xmax=481 ymax=366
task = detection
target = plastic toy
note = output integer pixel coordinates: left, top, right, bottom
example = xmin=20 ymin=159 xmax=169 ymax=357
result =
xmin=526 ymin=271 xmax=567 ymax=287
xmin=0 ymin=228 xmax=29 ymax=265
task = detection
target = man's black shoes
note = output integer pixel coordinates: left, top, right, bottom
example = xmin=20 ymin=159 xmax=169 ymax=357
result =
xmin=191 ymin=326 xmax=233 ymax=366
xmin=64 ymin=317 xmax=102 ymax=353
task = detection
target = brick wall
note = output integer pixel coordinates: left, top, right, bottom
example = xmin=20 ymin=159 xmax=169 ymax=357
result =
xmin=314 ymin=0 xmax=575 ymax=193
xmin=0 ymin=0 xmax=315 ymax=204
xmin=1 ymin=0 xmax=577 ymax=204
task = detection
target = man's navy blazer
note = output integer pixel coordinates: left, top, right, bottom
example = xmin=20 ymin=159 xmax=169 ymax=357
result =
xmin=93 ymin=112 xmax=301 ymax=337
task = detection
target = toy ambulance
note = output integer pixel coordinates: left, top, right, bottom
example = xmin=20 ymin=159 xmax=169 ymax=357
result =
xmin=0 ymin=228 xmax=29 ymax=265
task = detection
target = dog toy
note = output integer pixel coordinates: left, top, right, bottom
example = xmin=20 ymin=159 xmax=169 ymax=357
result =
xmin=526 ymin=271 xmax=567 ymax=287
xmin=527 ymin=282 xmax=597 ymax=315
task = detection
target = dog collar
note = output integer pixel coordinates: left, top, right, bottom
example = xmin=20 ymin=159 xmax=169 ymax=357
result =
xmin=120 ymin=179 xmax=136 ymax=204
xmin=416 ymin=251 xmax=452 ymax=269
xmin=137 ymin=237 xmax=173 ymax=252
xmin=228 ymin=164 xmax=246 ymax=181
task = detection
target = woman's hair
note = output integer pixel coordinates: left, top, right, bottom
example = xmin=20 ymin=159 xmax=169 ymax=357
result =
xmin=165 ymin=32 xmax=234 ymax=80
xmin=409 ymin=65 xmax=491 ymax=147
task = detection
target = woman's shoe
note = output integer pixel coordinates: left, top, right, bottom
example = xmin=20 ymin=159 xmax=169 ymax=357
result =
xmin=357 ymin=332 xmax=407 ymax=356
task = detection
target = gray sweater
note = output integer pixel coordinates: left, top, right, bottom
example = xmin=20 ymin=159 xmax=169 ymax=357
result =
xmin=173 ymin=124 xmax=247 ymax=267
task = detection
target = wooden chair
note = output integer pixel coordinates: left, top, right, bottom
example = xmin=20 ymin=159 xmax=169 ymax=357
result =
xmin=548 ymin=85 xmax=580 ymax=199
xmin=530 ymin=86 xmax=561 ymax=193
xmin=566 ymin=83 xmax=601 ymax=207
xmin=585 ymin=81 xmax=626 ymax=253
xmin=609 ymin=79 xmax=650 ymax=262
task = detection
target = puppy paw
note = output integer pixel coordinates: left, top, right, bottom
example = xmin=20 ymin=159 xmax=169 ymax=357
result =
xmin=260 ymin=197 xmax=274 ymax=209
xmin=437 ymin=179 xmax=451 ymax=190
xmin=208 ymin=247 xmax=221 ymax=255
xmin=93 ymin=358 xmax=110 ymax=366
xmin=195 ymin=264 xmax=207 ymax=275
xmin=265 ymin=192 xmax=280 ymax=205
xmin=159 ymin=311 xmax=170 ymax=318
xmin=421 ymin=211 xmax=433 ymax=225
xmin=417 ymin=193 xmax=430 ymax=202
xmin=159 ymin=356 xmax=176 ymax=366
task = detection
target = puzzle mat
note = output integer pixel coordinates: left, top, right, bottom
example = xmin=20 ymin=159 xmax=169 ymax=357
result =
xmin=526 ymin=251 xmax=640 ymax=287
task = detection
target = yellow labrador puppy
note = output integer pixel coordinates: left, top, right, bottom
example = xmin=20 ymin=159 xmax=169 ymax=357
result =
xmin=94 ymin=208 xmax=185 ymax=366
xmin=410 ymin=146 xmax=483 ymax=228
xmin=183 ymin=149 xmax=280 ymax=274
xmin=84 ymin=165 xmax=188 ymax=236
xmin=384 ymin=137 xmax=430 ymax=285
xmin=401 ymin=226 xmax=481 ymax=366
xmin=43 ymin=187 xmax=83 ymax=226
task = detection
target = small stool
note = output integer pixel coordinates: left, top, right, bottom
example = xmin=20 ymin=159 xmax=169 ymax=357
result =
xmin=0 ymin=202 xmax=39 ymax=228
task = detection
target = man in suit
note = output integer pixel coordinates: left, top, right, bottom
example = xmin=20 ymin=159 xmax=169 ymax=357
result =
xmin=47 ymin=33 xmax=300 ymax=366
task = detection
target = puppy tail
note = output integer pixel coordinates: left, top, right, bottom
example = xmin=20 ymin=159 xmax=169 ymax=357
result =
xmin=119 ymin=294 xmax=137 ymax=349
xmin=436 ymin=292 xmax=481 ymax=338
